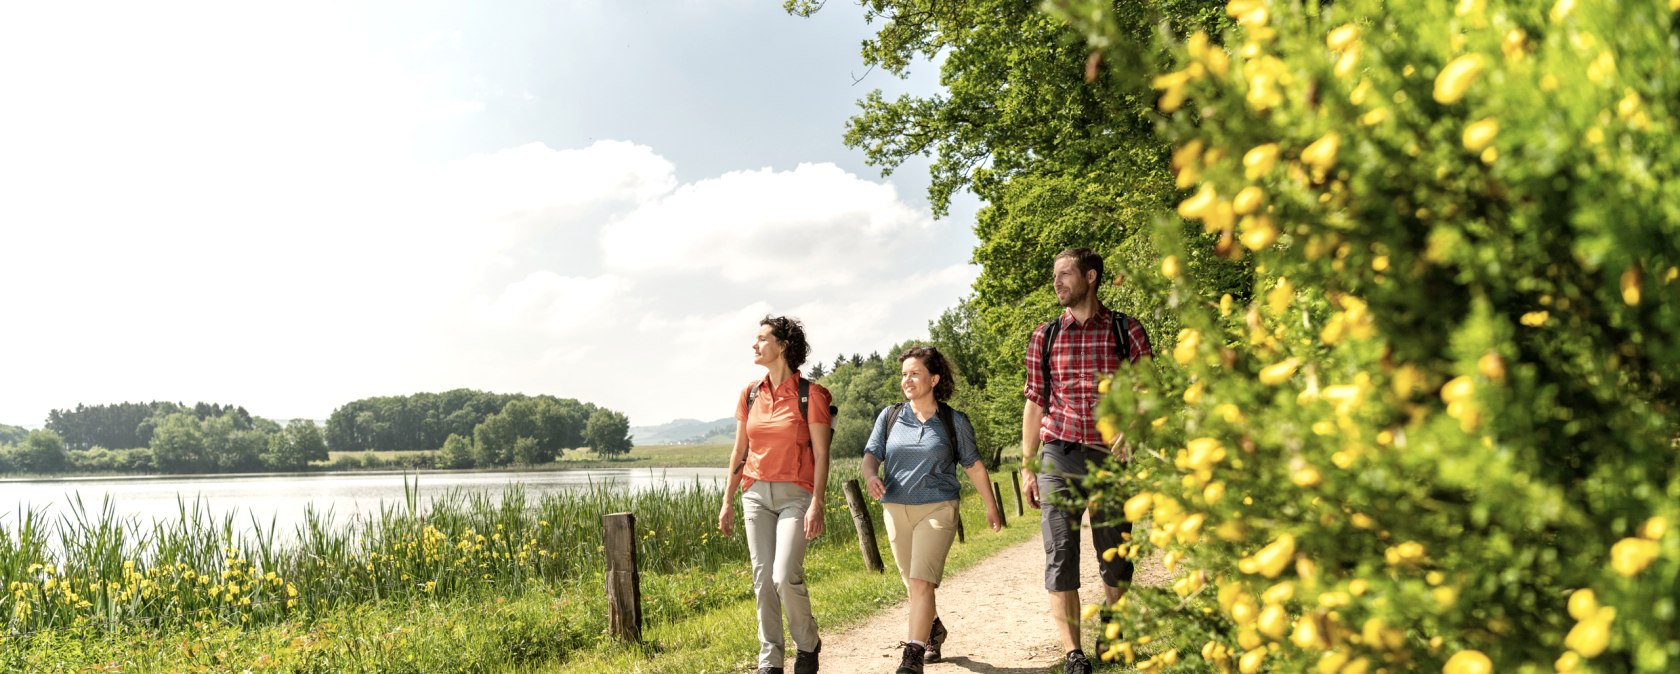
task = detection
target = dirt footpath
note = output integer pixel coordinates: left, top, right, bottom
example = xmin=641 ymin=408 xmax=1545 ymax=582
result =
xmin=813 ymin=519 xmax=1166 ymax=674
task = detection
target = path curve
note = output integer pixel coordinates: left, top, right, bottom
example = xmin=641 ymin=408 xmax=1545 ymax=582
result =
xmin=812 ymin=518 xmax=1166 ymax=674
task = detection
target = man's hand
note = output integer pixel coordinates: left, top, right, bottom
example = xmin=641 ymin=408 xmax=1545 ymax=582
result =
xmin=803 ymin=501 xmax=825 ymax=540
xmin=1021 ymin=467 xmax=1041 ymax=510
xmin=984 ymin=503 xmax=1004 ymax=532
xmin=717 ymin=501 xmax=735 ymax=537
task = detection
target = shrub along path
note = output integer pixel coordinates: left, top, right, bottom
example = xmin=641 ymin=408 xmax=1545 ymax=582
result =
xmin=814 ymin=517 xmax=1168 ymax=674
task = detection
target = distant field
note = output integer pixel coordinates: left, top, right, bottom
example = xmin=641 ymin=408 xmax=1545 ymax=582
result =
xmin=558 ymin=443 xmax=731 ymax=468
xmin=326 ymin=450 xmax=435 ymax=462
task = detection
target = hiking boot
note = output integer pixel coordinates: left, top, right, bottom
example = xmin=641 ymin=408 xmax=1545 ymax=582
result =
xmin=925 ymin=617 xmax=948 ymax=662
xmin=793 ymin=640 xmax=820 ymax=674
xmin=755 ymin=668 xmax=784 ymax=674
xmin=1064 ymin=649 xmax=1093 ymax=674
xmin=895 ymin=642 xmax=926 ymax=674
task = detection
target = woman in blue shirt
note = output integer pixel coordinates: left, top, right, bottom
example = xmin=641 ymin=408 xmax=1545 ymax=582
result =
xmin=864 ymin=345 xmax=1003 ymax=674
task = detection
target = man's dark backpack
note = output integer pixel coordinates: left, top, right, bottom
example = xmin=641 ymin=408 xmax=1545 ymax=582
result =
xmin=736 ymin=378 xmax=838 ymax=474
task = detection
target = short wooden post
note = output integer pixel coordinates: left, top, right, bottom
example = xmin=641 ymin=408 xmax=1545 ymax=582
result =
xmin=841 ymin=479 xmax=884 ymax=573
xmin=955 ymin=504 xmax=966 ymax=543
xmin=603 ymin=512 xmax=642 ymax=642
xmin=992 ymin=481 xmax=1008 ymax=527
xmin=1011 ymin=470 xmax=1025 ymax=516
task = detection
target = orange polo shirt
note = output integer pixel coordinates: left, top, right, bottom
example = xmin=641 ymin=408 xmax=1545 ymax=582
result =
xmin=735 ymin=372 xmax=832 ymax=493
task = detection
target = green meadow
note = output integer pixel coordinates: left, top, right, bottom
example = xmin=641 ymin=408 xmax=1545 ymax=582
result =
xmin=0 ymin=456 xmax=1033 ymax=672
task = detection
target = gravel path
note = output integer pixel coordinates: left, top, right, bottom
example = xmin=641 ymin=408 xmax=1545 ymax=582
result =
xmin=811 ymin=517 xmax=1167 ymax=674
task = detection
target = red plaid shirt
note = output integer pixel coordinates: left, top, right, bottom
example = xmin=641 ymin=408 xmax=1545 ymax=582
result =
xmin=1023 ymin=305 xmax=1153 ymax=445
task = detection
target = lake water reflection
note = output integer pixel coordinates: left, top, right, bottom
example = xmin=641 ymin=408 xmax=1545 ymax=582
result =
xmin=2 ymin=468 xmax=727 ymax=543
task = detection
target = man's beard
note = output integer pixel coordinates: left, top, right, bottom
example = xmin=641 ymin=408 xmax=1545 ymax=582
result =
xmin=1058 ymin=284 xmax=1088 ymax=307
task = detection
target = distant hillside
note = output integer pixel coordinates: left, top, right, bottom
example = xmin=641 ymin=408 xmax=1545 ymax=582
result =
xmin=630 ymin=417 xmax=735 ymax=445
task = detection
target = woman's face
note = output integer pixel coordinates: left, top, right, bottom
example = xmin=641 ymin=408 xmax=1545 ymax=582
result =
xmin=752 ymin=324 xmax=785 ymax=368
xmin=900 ymin=357 xmax=940 ymax=401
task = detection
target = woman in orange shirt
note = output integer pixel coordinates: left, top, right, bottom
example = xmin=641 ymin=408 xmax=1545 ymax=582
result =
xmin=719 ymin=315 xmax=833 ymax=674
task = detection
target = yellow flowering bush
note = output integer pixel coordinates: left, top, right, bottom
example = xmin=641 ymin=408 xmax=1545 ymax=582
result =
xmin=1054 ymin=0 xmax=1679 ymax=671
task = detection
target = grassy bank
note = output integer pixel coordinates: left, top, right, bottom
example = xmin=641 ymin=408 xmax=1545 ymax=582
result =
xmin=1 ymin=460 xmax=1033 ymax=672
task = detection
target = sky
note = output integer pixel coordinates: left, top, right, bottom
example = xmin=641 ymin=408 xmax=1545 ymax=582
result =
xmin=0 ymin=0 xmax=984 ymax=430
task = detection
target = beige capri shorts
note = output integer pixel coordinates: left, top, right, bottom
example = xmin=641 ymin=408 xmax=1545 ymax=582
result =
xmin=882 ymin=499 xmax=960 ymax=586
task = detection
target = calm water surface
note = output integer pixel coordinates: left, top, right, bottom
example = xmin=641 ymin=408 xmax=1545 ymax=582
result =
xmin=2 ymin=468 xmax=727 ymax=542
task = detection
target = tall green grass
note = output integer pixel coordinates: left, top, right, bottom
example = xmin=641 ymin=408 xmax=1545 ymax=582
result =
xmin=0 ymin=466 xmax=871 ymax=642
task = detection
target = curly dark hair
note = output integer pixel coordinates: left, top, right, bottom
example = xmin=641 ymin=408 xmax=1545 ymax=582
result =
xmin=898 ymin=345 xmax=957 ymax=402
xmin=760 ymin=315 xmax=810 ymax=371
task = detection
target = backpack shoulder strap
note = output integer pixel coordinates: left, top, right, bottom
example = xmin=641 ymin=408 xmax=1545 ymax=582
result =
xmin=744 ymin=380 xmax=762 ymax=420
xmin=936 ymin=402 xmax=964 ymax=465
xmin=1039 ymin=318 xmax=1063 ymax=397
xmin=885 ymin=402 xmax=905 ymax=446
xmin=1109 ymin=311 xmax=1133 ymax=364
xmin=797 ymin=377 xmax=810 ymax=423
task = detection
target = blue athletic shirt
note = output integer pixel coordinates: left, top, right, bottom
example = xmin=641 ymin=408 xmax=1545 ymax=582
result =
xmin=863 ymin=404 xmax=982 ymax=505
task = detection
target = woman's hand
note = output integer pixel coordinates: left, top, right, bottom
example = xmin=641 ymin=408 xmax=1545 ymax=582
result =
xmin=803 ymin=501 xmax=825 ymax=540
xmin=866 ymin=475 xmax=886 ymax=500
xmin=718 ymin=501 xmax=735 ymax=537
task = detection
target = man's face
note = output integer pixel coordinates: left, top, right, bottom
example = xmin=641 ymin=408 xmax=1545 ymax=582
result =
xmin=1052 ymin=257 xmax=1090 ymax=307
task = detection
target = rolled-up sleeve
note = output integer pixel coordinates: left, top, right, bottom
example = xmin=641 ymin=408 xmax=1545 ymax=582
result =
xmin=954 ymin=411 xmax=982 ymax=468
xmin=1023 ymin=322 xmax=1048 ymax=407
xmin=863 ymin=407 xmax=892 ymax=462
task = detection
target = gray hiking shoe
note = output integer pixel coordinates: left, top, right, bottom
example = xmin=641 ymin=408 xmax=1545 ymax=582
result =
xmin=925 ymin=617 xmax=948 ymax=662
xmin=895 ymin=642 xmax=926 ymax=674
xmin=1064 ymin=649 xmax=1093 ymax=674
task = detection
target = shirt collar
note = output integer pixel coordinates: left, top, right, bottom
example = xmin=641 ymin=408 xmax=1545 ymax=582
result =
xmin=758 ymin=371 xmax=804 ymax=395
xmin=1059 ymin=303 xmax=1112 ymax=329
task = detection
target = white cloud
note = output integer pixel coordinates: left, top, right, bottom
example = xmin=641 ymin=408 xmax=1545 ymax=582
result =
xmin=477 ymin=272 xmax=626 ymax=337
xmin=600 ymin=163 xmax=930 ymax=288
xmin=0 ymin=136 xmax=973 ymax=428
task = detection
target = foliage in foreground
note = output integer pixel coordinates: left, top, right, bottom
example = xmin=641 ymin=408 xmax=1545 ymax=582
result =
xmin=1059 ymin=0 xmax=1679 ymax=672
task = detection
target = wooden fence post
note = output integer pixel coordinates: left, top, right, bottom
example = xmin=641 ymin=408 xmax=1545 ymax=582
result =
xmin=603 ymin=512 xmax=642 ymax=642
xmin=841 ymin=479 xmax=885 ymax=573
xmin=955 ymin=504 xmax=966 ymax=543
xmin=992 ymin=481 xmax=1008 ymax=528
xmin=1011 ymin=470 xmax=1025 ymax=517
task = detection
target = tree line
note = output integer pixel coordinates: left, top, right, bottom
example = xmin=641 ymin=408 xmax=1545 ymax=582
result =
xmin=0 ymin=390 xmax=633 ymax=476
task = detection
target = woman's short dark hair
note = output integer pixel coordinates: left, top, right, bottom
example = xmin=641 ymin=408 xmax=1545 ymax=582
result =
xmin=760 ymin=315 xmax=810 ymax=371
xmin=898 ymin=345 xmax=957 ymax=402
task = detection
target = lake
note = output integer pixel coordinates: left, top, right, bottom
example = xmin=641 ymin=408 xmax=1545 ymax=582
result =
xmin=1 ymin=468 xmax=728 ymax=543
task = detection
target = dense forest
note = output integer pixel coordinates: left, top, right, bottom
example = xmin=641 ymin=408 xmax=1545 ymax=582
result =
xmin=0 ymin=390 xmax=632 ymax=476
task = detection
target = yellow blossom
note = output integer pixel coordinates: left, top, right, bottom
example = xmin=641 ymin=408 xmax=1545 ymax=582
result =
xmin=1259 ymin=359 xmax=1300 ymax=385
xmin=1301 ymin=133 xmax=1341 ymax=171
xmin=1433 ymin=54 xmax=1484 ymax=104
xmin=1444 ymin=650 xmax=1493 ymax=674
xmin=1611 ymin=537 xmax=1659 ymax=576
xmin=1326 ymin=24 xmax=1359 ymax=52
xmin=1462 ymin=118 xmax=1498 ymax=152
xmin=1243 ymin=144 xmax=1279 ymax=179
xmin=1565 ymin=606 xmax=1614 ymax=657
xmin=1175 ymin=328 xmax=1201 ymax=365
xmin=1233 ymin=186 xmax=1264 ymax=215
xmin=1621 ymin=265 xmax=1642 ymax=305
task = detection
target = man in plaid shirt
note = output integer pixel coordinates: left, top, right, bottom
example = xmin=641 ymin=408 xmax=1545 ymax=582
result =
xmin=1019 ymin=247 xmax=1153 ymax=674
